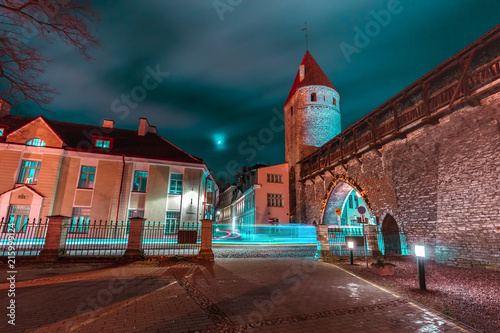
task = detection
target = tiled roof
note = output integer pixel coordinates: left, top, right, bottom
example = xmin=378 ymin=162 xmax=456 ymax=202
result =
xmin=0 ymin=115 xmax=204 ymax=164
xmin=284 ymin=51 xmax=338 ymax=106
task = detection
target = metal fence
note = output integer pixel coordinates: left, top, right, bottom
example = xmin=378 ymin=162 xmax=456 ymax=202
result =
xmin=0 ymin=217 xmax=48 ymax=256
xmin=64 ymin=219 xmax=129 ymax=256
xmin=328 ymin=226 xmax=410 ymax=256
xmin=141 ymin=221 xmax=201 ymax=256
xmin=328 ymin=226 xmax=367 ymax=256
xmin=377 ymin=230 xmax=410 ymax=255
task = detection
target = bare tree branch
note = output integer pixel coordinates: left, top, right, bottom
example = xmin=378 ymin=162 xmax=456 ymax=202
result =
xmin=0 ymin=0 xmax=99 ymax=108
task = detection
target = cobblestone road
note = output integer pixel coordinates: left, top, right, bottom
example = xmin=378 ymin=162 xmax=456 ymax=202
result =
xmin=0 ymin=259 xmax=476 ymax=332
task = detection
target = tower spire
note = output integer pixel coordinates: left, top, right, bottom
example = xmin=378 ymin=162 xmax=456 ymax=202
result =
xmin=302 ymin=22 xmax=308 ymax=51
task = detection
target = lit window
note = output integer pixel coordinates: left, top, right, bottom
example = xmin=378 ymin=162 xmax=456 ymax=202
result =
xmin=132 ymin=171 xmax=148 ymax=192
xmin=311 ymin=93 xmax=317 ymax=102
xmin=128 ymin=209 xmax=144 ymax=218
xmin=78 ymin=166 xmax=96 ymax=188
xmin=165 ymin=211 xmax=180 ymax=235
xmin=70 ymin=207 xmax=90 ymax=233
xmin=17 ymin=160 xmax=41 ymax=184
xmin=5 ymin=205 xmax=30 ymax=232
xmin=0 ymin=128 xmax=4 ymax=136
xmin=26 ymin=138 xmax=45 ymax=147
xmin=169 ymin=173 xmax=183 ymax=194
xmin=95 ymin=139 xmax=111 ymax=148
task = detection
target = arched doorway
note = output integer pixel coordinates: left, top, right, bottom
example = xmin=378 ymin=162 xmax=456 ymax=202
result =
xmin=322 ymin=181 xmax=373 ymax=226
xmin=381 ymin=214 xmax=401 ymax=255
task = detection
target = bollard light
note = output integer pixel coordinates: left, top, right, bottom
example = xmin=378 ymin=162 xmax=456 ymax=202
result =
xmin=415 ymin=244 xmax=426 ymax=290
xmin=348 ymin=241 xmax=354 ymax=265
xmin=415 ymin=245 xmax=426 ymax=257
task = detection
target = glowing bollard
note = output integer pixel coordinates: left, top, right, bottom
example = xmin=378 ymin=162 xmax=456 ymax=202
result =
xmin=415 ymin=244 xmax=426 ymax=290
xmin=348 ymin=241 xmax=354 ymax=265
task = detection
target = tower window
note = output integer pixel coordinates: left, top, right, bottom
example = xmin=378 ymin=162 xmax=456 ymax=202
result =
xmin=290 ymin=106 xmax=293 ymax=116
xmin=333 ymin=98 xmax=337 ymax=106
xmin=310 ymin=93 xmax=317 ymax=102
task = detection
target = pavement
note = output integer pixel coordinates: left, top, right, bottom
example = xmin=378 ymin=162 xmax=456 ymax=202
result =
xmin=0 ymin=258 xmax=476 ymax=332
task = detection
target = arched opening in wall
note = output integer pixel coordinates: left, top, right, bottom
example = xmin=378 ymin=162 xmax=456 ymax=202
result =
xmin=322 ymin=180 xmax=375 ymax=256
xmin=381 ymin=214 xmax=402 ymax=255
xmin=322 ymin=181 xmax=374 ymax=226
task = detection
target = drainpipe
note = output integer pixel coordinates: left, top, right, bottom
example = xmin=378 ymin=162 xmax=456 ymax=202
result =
xmin=116 ymin=155 xmax=126 ymax=221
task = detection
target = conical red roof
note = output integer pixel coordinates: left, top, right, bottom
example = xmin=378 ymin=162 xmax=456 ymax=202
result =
xmin=284 ymin=51 xmax=337 ymax=106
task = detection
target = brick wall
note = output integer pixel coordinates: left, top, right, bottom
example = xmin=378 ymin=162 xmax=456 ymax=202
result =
xmin=297 ymin=92 xmax=500 ymax=269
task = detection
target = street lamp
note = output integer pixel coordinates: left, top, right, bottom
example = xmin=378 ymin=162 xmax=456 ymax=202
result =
xmin=415 ymin=244 xmax=426 ymax=290
xmin=348 ymin=241 xmax=354 ymax=265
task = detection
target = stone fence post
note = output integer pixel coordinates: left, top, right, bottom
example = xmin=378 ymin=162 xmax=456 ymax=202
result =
xmin=124 ymin=217 xmax=145 ymax=260
xmin=363 ymin=225 xmax=382 ymax=258
xmin=197 ymin=219 xmax=214 ymax=261
xmin=315 ymin=224 xmax=334 ymax=261
xmin=39 ymin=215 xmax=70 ymax=261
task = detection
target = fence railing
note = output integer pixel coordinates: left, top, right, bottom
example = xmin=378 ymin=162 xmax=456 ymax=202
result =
xmin=0 ymin=217 xmax=49 ymax=256
xmin=327 ymin=226 xmax=410 ymax=256
xmin=141 ymin=221 xmax=201 ymax=256
xmin=377 ymin=230 xmax=410 ymax=256
xmin=64 ymin=219 xmax=130 ymax=256
xmin=328 ymin=226 xmax=367 ymax=256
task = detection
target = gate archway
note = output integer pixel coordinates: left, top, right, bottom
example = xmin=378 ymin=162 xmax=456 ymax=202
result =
xmin=381 ymin=214 xmax=402 ymax=255
xmin=320 ymin=175 xmax=373 ymax=225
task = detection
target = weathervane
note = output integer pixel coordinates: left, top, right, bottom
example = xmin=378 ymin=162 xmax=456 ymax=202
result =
xmin=302 ymin=21 xmax=308 ymax=51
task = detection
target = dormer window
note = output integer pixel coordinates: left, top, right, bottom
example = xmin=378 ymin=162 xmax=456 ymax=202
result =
xmin=93 ymin=137 xmax=113 ymax=149
xmin=26 ymin=138 xmax=46 ymax=147
xmin=311 ymin=93 xmax=317 ymax=102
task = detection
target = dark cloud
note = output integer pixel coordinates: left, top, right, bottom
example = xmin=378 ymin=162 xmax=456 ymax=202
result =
xmin=11 ymin=0 xmax=500 ymax=179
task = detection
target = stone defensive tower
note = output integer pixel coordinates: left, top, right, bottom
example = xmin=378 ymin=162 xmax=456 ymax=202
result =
xmin=284 ymin=51 xmax=341 ymax=222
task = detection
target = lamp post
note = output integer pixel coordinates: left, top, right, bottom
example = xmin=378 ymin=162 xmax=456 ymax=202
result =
xmin=348 ymin=241 xmax=354 ymax=265
xmin=415 ymin=244 xmax=426 ymax=290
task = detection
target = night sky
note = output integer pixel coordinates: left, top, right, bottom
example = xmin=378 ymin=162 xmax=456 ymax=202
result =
xmin=12 ymin=0 xmax=500 ymax=182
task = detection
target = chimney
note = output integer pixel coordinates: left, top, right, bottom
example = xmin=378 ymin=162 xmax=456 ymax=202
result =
xmin=299 ymin=65 xmax=305 ymax=82
xmin=149 ymin=126 xmax=157 ymax=134
xmin=0 ymin=99 xmax=12 ymax=118
xmin=138 ymin=118 xmax=150 ymax=136
xmin=102 ymin=119 xmax=114 ymax=129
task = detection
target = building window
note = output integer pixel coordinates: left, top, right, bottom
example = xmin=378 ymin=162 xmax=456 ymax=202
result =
xmin=267 ymin=193 xmax=284 ymax=207
xmin=169 ymin=173 xmax=183 ymax=194
xmin=267 ymin=173 xmax=283 ymax=183
xmin=333 ymin=97 xmax=337 ymax=106
xmin=26 ymin=138 xmax=46 ymax=147
xmin=311 ymin=93 xmax=316 ymax=102
xmin=0 ymin=128 xmax=5 ymax=137
xmin=165 ymin=211 xmax=180 ymax=235
xmin=70 ymin=207 xmax=91 ymax=233
xmin=78 ymin=166 xmax=96 ymax=188
xmin=290 ymin=106 xmax=293 ymax=116
xmin=93 ymin=137 xmax=112 ymax=149
xmin=17 ymin=160 xmax=41 ymax=184
xmin=132 ymin=171 xmax=148 ymax=192
xmin=348 ymin=195 xmax=353 ymax=209
xmin=4 ymin=206 xmax=30 ymax=232
xmin=128 ymin=209 xmax=144 ymax=218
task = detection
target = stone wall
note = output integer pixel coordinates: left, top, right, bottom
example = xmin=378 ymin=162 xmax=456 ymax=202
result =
xmin=298 ymin=91 xmax=500 ymax=269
